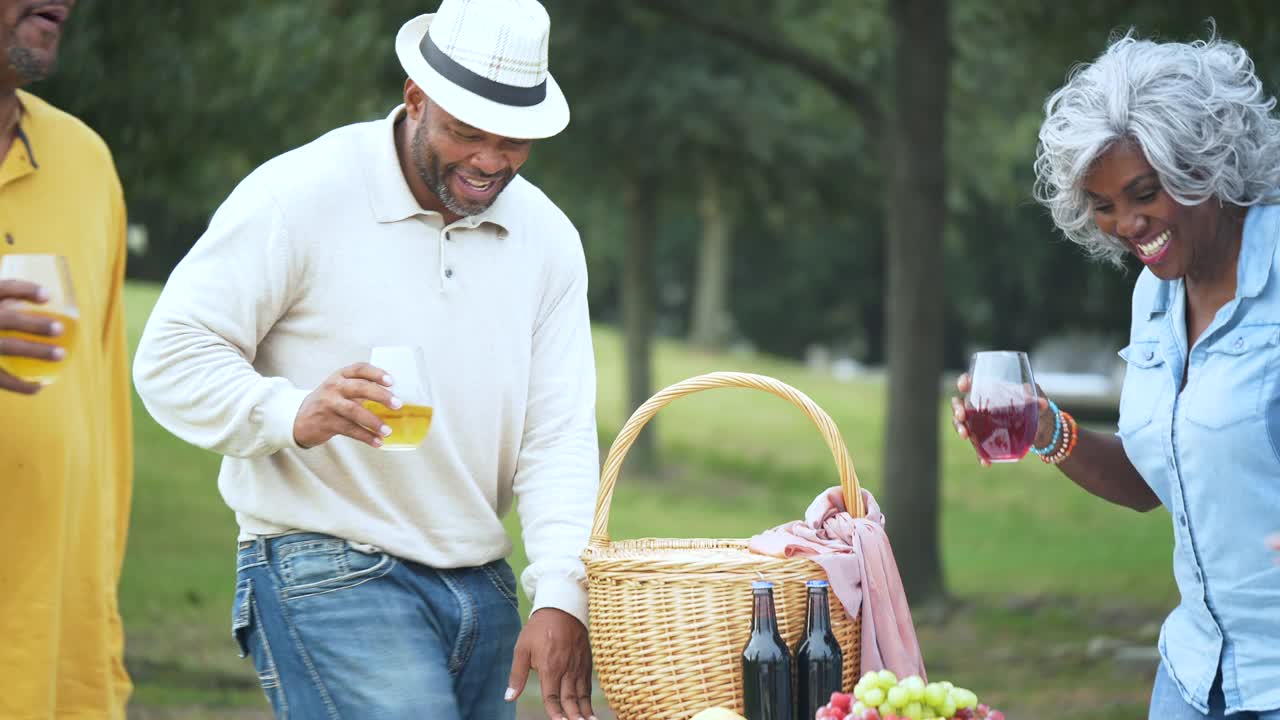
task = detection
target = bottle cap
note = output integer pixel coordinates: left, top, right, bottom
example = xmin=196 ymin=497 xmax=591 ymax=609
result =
xmin=806 ymin=579 xmax=830 ymax=588
xmin=751 ymin=581 xmax=774 ymax=590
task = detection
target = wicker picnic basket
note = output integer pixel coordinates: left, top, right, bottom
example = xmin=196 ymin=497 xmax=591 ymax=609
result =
xmin=582 ymin=372 xmax=866 ymax=720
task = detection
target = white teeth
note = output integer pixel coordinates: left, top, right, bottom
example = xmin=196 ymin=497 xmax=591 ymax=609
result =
xmin=1138 ymin=230 xmax=1170 ymax=257
xmin=459 ymin=176 xmax=493 ymax=190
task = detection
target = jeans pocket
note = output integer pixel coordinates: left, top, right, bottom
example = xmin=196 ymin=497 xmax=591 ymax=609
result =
xmin=481 ymin=560 xmax=520 ymax=611
xmin=231 ymin=578 xmax=286 ymax=712
xmin=232 ymin=578 xmax=253 ymax=658
xmin=274 ymin=535 xmax=395 ymax=599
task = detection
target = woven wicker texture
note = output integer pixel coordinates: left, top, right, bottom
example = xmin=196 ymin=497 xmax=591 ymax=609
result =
xmin=583 ymin=372 xmax=865 ymax=720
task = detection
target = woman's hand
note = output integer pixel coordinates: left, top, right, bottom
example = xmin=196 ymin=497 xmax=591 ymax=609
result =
xmin=950 ymin=373 xmax=990 ymax=467
xmin=950 ymin=373 xmax=1055 ymax=467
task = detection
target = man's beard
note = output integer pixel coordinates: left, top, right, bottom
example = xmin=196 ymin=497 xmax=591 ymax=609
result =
xmin=411 ymin=121 xmax=510 ymax=217
xmin=7 ymin=45 xmax=55 ymax=84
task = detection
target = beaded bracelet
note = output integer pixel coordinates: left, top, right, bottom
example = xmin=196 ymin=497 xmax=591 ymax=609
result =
xmin=1044 ymin=412 xmax=1075 ymax=461
xmin=1043 ymin=411 xmax=1078 ymax=465
xmin=1030 ymin=399 xmax=1062 ymax=456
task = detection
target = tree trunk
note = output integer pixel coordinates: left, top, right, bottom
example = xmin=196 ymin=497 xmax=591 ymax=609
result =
xmin=881 ymin=0 xmax=951 ymax=606
xmin=629 ymin=0 xmax=951 ymax=601
xmin=622 ymin=174 xmax=658 ymax=470
xmin=690 ymin=162 xmax=733 ymax=350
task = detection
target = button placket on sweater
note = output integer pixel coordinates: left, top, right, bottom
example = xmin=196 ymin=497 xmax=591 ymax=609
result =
xmin=440 ymin=220 xmax=482 ymax=290
xmin=438 ymin=228 xmax=451 ymax=290
xmin=437 ymin=223 xmax=472 ymax=291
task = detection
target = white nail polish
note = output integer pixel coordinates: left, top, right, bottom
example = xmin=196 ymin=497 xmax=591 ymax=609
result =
xmin=390 ymin=396 xmax=403 ymax=409
xmin=381 ymin=425 xmax=393 ymax=437
xmin=504 ymin=688 xmax=516 ymax=701
xmin=383 ymin=374 xmax=394 ymax=386
xmin=50 ymin=322 xmax=63 ymax=335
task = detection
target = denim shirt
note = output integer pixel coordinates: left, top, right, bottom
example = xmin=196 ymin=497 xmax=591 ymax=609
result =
xmin=1117 ymin=201 xmax=1280 ymax=714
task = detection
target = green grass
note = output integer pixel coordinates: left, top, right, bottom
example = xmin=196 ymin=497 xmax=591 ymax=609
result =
xmin=120 ymin=281 xmax=1176 ymax=718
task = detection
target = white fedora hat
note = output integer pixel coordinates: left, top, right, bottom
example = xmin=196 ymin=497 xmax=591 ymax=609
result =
xmin=395 ymin=0 xmax=569 ymax=140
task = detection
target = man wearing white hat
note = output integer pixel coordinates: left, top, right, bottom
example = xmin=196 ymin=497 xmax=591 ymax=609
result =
xmin=133 ymin=1 xmax=598 ymax=719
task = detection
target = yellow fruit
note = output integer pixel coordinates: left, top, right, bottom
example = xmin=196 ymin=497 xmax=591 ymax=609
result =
xmin=689 ymin=709 xmax=746 ymax=720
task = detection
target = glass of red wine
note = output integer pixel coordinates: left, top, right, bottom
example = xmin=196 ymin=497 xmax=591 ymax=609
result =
xmin=966 ymin=351 xmax=1040 ymax=463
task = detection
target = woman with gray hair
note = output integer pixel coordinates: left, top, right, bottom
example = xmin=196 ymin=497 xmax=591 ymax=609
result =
xmin=952 ymin=27 xmax=1280 ymax=720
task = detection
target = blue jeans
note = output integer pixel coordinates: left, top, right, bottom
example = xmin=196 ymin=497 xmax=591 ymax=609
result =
xmin=233 ymin=532 xmax=522 ymax=719
xmin=1150 ymin=663 xmax=1280 ymax=720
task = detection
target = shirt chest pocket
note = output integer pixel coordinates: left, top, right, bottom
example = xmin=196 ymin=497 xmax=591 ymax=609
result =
xmin=1117 ymin=340 xmax=1167 ymax=435
xmin=1183 ymin=324 xmax=1280 ymax=429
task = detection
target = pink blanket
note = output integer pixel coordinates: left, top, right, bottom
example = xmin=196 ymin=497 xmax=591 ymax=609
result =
xmin=747 ymin=487 xmax=927 ymax=680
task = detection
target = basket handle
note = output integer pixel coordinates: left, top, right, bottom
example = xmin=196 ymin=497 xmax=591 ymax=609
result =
xmin=588 ymin=371 xmax=864 ymax=547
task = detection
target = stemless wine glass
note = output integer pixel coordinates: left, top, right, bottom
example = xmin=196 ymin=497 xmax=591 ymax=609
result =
xmin=0 ymin=254 xmax=79 ymax=385
xmin=366 ymin=345 xmax=433 ymax=451
xmin=966 ymin=351 xmax=1040 ymax=463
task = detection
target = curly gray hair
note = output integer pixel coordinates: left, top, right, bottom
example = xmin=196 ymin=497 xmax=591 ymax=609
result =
xmin=1033 ymin=26 xmax=1280 ymax=265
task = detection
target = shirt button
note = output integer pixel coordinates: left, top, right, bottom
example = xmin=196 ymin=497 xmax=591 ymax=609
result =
xmin=444 ymin=268 xmax=454 ymax=278
xmin=1235 ymin=337 xmax=1245 ymax=349
xmin=1145 ymin=350 xmax=1154 ymax=360
xmin=1179 ymin=514 xmax=1187 ymax=527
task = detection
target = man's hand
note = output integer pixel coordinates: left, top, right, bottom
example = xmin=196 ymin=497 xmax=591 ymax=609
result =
xmin=507 ymin=608 xmax=596 ymax=720
xmin=0 ymin=279 xmax=63 ymax=395
xmin=292 ymin=363 xmax=400 ymax=449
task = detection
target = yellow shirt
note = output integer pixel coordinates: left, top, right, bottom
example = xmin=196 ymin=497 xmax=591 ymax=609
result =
xmin=0 ymin=90 xmax=132 ymax=719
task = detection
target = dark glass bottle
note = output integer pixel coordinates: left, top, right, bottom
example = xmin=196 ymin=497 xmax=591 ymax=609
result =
xmin=795 ymin=580 xmax=843 ymax=720
xmin=742 ymin=581 xmax=793 ymax=720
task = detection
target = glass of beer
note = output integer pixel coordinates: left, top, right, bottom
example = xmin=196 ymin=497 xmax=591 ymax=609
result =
xmin=0 ymin=254 xmax=79 ymax=385
xmin=366 ymin=345 xmax=433 ymax=451
xmin=965 ymin=351 xmax=1040 ymax=463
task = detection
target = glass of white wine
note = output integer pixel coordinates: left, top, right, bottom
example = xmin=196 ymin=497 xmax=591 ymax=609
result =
xmin=0 ymin=254 xmax=79 ymax=385
xmin=365 ymin=345 xmax=433 ymax=451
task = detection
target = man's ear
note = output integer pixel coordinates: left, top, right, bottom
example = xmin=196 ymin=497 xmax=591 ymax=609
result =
xmin=403 ymin=79 xmax=428 ymax=121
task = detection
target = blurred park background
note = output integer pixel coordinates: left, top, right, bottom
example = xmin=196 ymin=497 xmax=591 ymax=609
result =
xmin=32 ymin=0 xmax=1280 ymax=717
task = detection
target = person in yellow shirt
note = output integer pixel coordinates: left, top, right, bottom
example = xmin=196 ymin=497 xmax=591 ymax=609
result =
xmin=0 ymin=0 xmax=135 ymax=717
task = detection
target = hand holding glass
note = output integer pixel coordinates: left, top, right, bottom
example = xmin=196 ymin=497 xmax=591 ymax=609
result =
xmin=365 ymin=346 xmax=433 ymax=451
xmin=964 ymin=351 xmax=1040 ymax=463
xmin=0 ymin=254 xmax=79 ymax=385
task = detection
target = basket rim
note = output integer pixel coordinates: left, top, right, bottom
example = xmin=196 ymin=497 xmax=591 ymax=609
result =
xmin=582 ymin=538 xmax=858 ymax=579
